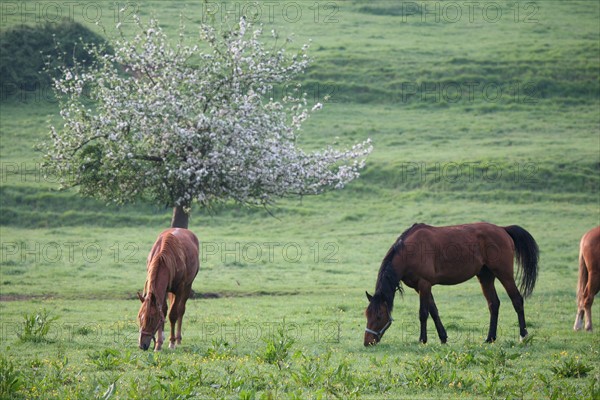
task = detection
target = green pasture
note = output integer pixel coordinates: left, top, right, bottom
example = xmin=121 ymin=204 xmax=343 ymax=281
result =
xmin=1 ymin=1 xmax=599 ymax=399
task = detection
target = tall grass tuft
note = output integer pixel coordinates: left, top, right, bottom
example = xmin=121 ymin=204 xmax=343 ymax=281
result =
xmin=260 ymin=320 xmax=295 ymax=365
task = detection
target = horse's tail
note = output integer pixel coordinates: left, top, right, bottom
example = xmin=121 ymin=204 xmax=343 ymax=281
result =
xmin=504 ymin=225 xmax=539 ymax=298
xmin=576 ymin=247 xmax=588 ymax=306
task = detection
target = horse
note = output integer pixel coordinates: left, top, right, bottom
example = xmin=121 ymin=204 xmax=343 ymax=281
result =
xmin=573 ymin=226 xmax=600 ymax=332
xmin=364 ymin=222 xmax=539 ymax=346
xmin=137 ymin=228 xmax=199 ymax=351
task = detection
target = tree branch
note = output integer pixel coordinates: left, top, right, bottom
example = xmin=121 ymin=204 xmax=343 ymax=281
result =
xmin=132 ymin=155 xmax=164 ymax=163
xmin=70 ymin=133 xmax=108 ymax=156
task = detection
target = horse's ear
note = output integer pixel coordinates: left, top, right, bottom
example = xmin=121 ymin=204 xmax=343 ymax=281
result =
xmin=137 ymin=292 xmax=145 ymax=303
xmin=366 ymin=291 xmax=373 ymax=302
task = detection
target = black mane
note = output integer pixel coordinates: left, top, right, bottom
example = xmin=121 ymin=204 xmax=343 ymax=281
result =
xmin=370 ymin=223 xmax=423 ymax=311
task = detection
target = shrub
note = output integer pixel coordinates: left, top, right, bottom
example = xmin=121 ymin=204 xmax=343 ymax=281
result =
xmin=0 ymin=19 xmax=108 ymax=96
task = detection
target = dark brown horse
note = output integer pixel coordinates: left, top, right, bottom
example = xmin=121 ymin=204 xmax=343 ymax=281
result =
xmin=364 ymin=222 xmax=539 ymax=346
xmin=573 ymin=226 xmax=600 ymax=332
xmin=137 ymin=228 xmax=199 ymax=351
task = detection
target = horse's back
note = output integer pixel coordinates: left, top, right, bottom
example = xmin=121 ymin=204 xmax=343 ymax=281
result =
xmin=168 ymin=228 xmax=200 ymax=275
xmin=399 ymin=222 xmax=514 ymax=285
xmin=408 ymin=222 xmax=512 ymax=249
xmin=149 ymin=228 xmax=200 ymax=280
xmin=169 ymin=228 xmax=199 ymax=251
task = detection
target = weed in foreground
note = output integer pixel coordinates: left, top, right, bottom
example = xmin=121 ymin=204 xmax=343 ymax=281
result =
xmin=260 ymin=320 xmax=295 ymax=365
xmin=87 ymin=348 xmax=125 ymax=371
xmin=0 ymin=354 xmax=23 ymax=397
xmin=17 ymin=309 xmax=58 ymax=343
xmin=550 ymin=352 xmax=595 ymax=378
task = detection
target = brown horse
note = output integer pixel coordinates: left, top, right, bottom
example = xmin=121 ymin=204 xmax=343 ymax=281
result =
xmin=137 ymin=228 xmax=199 ymax=351
xmin=364 ymin=222 xmax=539 ymax=346
xmin=573 ymin=226 xmax=600 ymax=332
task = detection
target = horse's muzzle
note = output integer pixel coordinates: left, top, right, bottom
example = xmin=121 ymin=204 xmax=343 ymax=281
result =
xmin=364 ymin=333 xmax=380 ymax=347
xmin=139 ymin=332 xmax=155 ymax=351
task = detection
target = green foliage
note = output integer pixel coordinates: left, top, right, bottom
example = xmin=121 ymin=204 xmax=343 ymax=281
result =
xmin=551 ymin=353 xmax=595 ymax=378
xmin=142 ymin=352 xmax=173 ymax=369
xmin=87 ymin=348 xmax=126 ymax=371
xmin=204 ymin=339 xmax=235 ymax=360
xmin=17 ymin=309 xmax=58 ymax=343
xmin=261 ymin=321 xmax=295 ymax=364
xmin=0 ymin=355 xmax=23 ymax=397
xmin=0 ymin=19 xmax=108 ymax=95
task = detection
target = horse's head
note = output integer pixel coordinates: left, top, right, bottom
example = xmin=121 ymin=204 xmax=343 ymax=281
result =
xmin=364 ymin=291 xmax=393 ymax=346
xmin=137 ymin=292 xmax=164 ymax=351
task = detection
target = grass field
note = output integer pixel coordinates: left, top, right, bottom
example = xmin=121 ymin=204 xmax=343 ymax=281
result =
xmin=1 ymin=1 xmax=599 ymax=399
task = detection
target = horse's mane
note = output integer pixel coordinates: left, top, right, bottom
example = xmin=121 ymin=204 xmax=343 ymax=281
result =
xmin=145 ymin=233 xmax=185 ymax=296
xmin=370 ymin=223 xmax=423 ymax=312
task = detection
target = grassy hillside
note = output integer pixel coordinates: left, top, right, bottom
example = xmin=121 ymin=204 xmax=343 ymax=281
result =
xmin=1 ymin=1 xmax=599 ymax=399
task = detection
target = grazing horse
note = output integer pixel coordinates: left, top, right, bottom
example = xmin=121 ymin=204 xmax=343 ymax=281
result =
xmin=364 ymin=222 xmax=539 ymax=346
xmin=573 ymin=226 xmax=600 ymax=332
xmin=137 ymin=228 xmax=199 ymax=351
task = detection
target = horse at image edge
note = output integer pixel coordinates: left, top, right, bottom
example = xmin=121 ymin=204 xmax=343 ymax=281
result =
xmin=573 ymin=226 xmax=600 ymax=332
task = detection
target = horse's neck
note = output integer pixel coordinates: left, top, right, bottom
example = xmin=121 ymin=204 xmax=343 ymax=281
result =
xmin=376 ymin=263 xmax=400 ymax=299
xmin=148 ymin=263 xmax=171 ymax=299
xmin=376 ymin=287 xmax=396 ymax=304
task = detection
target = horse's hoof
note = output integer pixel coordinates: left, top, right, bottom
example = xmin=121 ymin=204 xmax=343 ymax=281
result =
xmin=519 ymin=335 xmax=527 ymax=343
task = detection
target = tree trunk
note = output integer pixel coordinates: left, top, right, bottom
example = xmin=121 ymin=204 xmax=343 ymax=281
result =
xmin=170 ymin=205 xmax=189 ymax=229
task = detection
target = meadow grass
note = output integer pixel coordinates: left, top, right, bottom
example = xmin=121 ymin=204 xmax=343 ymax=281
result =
xmin=1 ymin=0 xmax=599 ymax=398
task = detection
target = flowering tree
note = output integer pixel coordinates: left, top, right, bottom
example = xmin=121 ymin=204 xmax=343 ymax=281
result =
xmin=45 ymin=17 xmax=372 ymax=228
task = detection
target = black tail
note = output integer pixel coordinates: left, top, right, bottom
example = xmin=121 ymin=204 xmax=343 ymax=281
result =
xmin=504 ymin=225 xmax=539 ymax=298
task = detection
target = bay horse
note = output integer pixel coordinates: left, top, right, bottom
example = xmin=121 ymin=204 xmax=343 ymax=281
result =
xmin=137 ymin=228 xmax=199 ymax=351
xmin=573 ymin=226 xmax=600 ymax=332
xmin=364 ymin=222 xmax=539 ymax=346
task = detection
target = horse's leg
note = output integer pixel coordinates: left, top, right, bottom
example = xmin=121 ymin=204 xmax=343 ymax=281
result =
xmin=175 ymin=285 xmax=195 ymax=345
xmin=155 ymin=301 xmax=168 ymax=351
xmin=497 ymin=276 xmax=528 ymax=340
xmin=418 ymin=282 xmax=432 ymax=344
xmin=155 ymin=323 xmax=164 ymax=351
xmin=574 ymin=253 xmax=588 ymax=331
xmin=477 ymin=267 xmax=501 ymax=343
xmin=573 ymin=308 xmax=585 ymax=331
xmin=175 ymin=316 xmax=183 ymax=345
xmin=583 ymin=290 xmax=594 ymax=332
xmin=428 ymin=293 xmax=447 ymax=343
xmin=167 ymin=292 xmax=178 ymax=349
xmin=574 ymin=286 xmax=585 ymax=331
xmin=574 ymin=263 xmax=585 ymax=331
xmin=583 ymin=259 xmax=599 ymax=331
